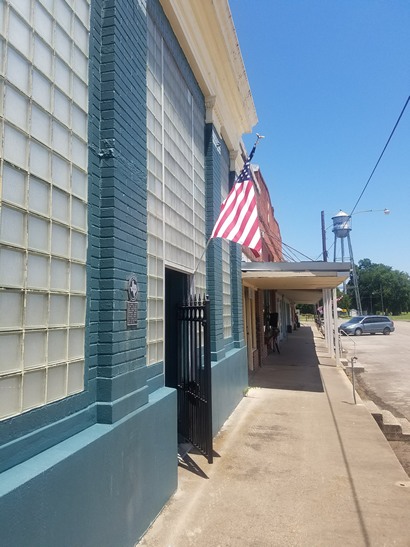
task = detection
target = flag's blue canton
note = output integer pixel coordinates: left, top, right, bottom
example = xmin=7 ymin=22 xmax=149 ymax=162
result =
xmin=237 ymin=160 xmax=251 ymax=184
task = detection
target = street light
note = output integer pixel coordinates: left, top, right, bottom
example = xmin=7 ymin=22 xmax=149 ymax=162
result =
xmin=350 ymin=208 xmax=390 ymax=224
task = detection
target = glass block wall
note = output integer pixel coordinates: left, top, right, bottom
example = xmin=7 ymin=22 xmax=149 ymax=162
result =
xmin=146 ymin=15 xmax=206 ymax=366
xmin=0 ymin=0 xmax=90 ymax=420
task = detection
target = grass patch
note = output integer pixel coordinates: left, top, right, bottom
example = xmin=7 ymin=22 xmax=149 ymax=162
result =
xmin=391 ymin=312 xmax=410 ymax=321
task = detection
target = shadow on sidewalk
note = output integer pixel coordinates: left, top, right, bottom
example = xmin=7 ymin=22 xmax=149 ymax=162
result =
xmin=249 ymin=325 xmax=324 ymax=393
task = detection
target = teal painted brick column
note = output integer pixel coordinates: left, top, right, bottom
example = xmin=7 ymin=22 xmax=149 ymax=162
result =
xmin=91 ymin=0 xmax=149 ymax=424
xmin=205 ymin=124 xmax=225 ymax=361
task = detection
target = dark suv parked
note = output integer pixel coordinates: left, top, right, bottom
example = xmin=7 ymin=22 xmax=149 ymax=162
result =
xmin=338 ymin=315 xmax=395 ymax=336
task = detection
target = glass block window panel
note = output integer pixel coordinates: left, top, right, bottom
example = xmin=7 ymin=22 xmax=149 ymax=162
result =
xmin=222 ymin=241 xmax=232 ymax=339
xmin=75 ymin=0 xmax=90 ymax=28
xmin=46 ymin=364 xmax=67 ymax=403
xmin=33 ymin=2 xmax=53 ymax=46
xmin=55 ymin=25 xmax=72 ymax=65
xmin=71 ymin=197 xmax=87 ymax=230
xmin=72 ymin=167 xmax=87 ymax=199
xmin=54 ymin=89 xmax=71 ymax=128
xmin=39 ymin=0 xmax=53 ymax=14
xmin=2 ymin=164 xmax=26 ymax=207
xmin=55 ymin=0 xmax=72 ymax=35
xmin=30 ymin=140 xmax=50 ymax=180
xmin=67 ymin=360 xmax=84 ymax=395
xmin=49 ymin=294 xmax=69 ymax=326
xmin=73 ymin=75 xmax=87 ymax=111
xmin=4 ymin=124 xmax=28 ymax=169
xmin=23 ymin=369 xmax=46 ymax=411
xmin=28 ymin=176 xmax=50 ymax=216
xmin=8 ymin=9 xmax=31 ymax=59
xmin=52 ymin=154 xmax=70 ymax=191
xmin=146 ymin=15 xmax=206 ymax=366
xmin=71 ymin=231 xmax=87 ymax=262
xmin=69 ymin=296 xmax=86 ymax=325
xmin=0 ymin=291 xmax=23 ymax=330
xmin=34 ymin=36 xmax=53 ymax=79
xmin=70 ymin=263 xmax=86 ymax=293
xmin=52 ymin=120 xmax=70 ymax=157
xmin=6 ymin=48 xmax=30 ymax=94
xmin=0 ymin=206 xmax=26 ymax=247
xmin=25 ymin=293 xmax=48 ymax=327
xmin=24 ymin=331 xmax=47 ymax=369
xmin=0 ymin=0 xmax=90 ymax=419
xmin=72 ymin=135 xmax=87 ymax=170
xmin=0 ymin=376 xmax=22 ymax=420
xmin=48 ymin=329 xmax=67 ymax=363
xmin=50 ymin=258 xmax=69 ymax=291
xmin=0 ymin=333 xmax=22 ymax=373
xmin=0 ymin=38 xmax=3 ymax=76
xmin=32 ymin=69 xmax=52 ymax=111
xmin=73 ymin=46 xmax=88 ymax=82
xmin=4 ymin=85 xmax=29 ymax=131
xmin=68 ymin=328 xmax=84 ymax=360
xmin=31 ymin=104 xmax=51 ymax=145
xmin=55 ymin=57 xmax=71 ymax=92
xmin=72 ymin=104 xmax=87 ymax=140
xmin=51 ymin=221 xmax=70 ymax=257
xmin=28 ymin=215 xmax=50 ymax=252
xmin=220 ymin=144 xmax=232 ymax=340
xmin=73 ymin=17 xmax=88 ymax=54
xmin=27 ymin=253 xmax=49 ymax=289
xmin=0 ymin=248 xmax=25 ymax=287
xmin=9 ymin=0 xmax=31 ymax=21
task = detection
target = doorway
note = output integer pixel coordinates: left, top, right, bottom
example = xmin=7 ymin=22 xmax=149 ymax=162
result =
xmin=165 ymin=268 xmax=189 ymax=390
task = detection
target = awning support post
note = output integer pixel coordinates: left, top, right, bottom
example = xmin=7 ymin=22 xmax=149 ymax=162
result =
xmin=333 ymin=288 xmax=340 ymax=366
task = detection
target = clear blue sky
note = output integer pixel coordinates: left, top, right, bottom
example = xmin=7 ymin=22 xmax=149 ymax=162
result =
xmin=229 ymin=0 xmax=410 ymax=274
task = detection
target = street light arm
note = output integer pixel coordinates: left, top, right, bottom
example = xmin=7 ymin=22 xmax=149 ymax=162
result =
xmin=350 ymin=208 xmax=390 ymax=217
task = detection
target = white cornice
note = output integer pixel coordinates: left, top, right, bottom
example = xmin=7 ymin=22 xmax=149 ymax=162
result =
xmin=159 ymin=0 xmax=257 ymax=156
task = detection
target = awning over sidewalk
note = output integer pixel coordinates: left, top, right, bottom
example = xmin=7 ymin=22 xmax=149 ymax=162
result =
xmin=241 ymin=261 xmax=351 ymax=304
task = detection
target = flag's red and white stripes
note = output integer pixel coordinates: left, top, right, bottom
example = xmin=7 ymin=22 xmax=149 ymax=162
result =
xmin=210 ymin=179 xmax=262 ymax=257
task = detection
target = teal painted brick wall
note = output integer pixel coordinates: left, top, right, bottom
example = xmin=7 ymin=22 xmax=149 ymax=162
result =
xmin=205 ymin=124 xmax=224 ymax=359
xmin=0 ymin=388 xmax=178 ymax=547
xmin=91 ymin=0 xmax=149 ymax=423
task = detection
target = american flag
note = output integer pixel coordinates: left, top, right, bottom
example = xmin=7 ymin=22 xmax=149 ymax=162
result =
xmin=210 ymin=149 xmax=262 ymax=257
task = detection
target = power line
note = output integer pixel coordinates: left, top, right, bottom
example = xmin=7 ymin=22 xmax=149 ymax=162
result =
xmin=261 ymin=227 xmax=315 ymax=262
xmin=349 ymin=94 xmax=410 ymax=217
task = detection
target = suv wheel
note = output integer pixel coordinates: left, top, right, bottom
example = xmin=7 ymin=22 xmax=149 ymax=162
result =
xmin=383 ymin=327 xmax=391 ymax=335
xmin=354 ymin=328 xmax=363 ymax=336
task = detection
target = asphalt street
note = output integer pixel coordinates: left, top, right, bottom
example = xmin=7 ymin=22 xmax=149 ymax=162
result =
xmin=341 ymin=320 xmax=410 ymax=421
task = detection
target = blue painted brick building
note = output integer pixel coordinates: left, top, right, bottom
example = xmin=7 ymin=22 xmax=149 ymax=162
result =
xmin=0 ymin=1 xmax=257 ymax=544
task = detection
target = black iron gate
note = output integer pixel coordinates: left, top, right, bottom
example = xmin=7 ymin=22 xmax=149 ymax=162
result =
xmin=177 ymin=295 xmax=213 ymax=463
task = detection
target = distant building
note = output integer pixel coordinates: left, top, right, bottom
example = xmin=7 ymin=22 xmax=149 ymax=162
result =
xmin=253 ymin=165 xmax=283 ymax=262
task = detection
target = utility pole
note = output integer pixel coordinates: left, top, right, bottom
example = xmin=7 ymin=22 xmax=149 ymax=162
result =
xmin=321 ymin=210 xmax=328 ymax=261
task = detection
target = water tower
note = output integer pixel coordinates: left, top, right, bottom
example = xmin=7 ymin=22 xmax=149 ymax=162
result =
xmin=332 ymin=210 xmax=362 ymax=314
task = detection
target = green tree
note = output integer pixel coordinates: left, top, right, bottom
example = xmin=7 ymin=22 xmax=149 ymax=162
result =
xmin=296 ymin=304 xmax=316 ymax=315
xmin=349 ymin=259 xmax=410 ymax=315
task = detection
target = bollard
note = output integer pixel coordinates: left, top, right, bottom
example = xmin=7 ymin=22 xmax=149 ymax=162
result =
xmin=351 ymin=357 xmax=357 ymax=404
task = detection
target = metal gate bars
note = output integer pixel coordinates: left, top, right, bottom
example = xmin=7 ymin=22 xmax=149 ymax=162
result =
xmin=177 ymin=294 xmax=213 ymax=463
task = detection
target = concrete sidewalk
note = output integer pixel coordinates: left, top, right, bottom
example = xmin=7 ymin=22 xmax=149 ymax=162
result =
xmin=138 ymin=325 xmax=410 ymax=547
